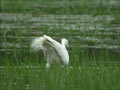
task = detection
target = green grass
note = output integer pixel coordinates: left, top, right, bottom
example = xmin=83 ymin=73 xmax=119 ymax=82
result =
xmin=1 ymin=0 xmax=120 ymax=15
xmin=0 ymin=62 xmax=120 ymax=90
xmin=0 ymin=0 xmax=120 ymax=90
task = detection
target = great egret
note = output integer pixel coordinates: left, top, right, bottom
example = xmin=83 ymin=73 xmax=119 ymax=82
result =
xmin=31 ymin=35 xmax=69 ymax=68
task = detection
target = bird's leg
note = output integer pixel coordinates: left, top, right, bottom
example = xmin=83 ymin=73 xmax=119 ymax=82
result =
xmin=44 ymin=51 xmax=52 ymax=68
xmin=46 ymin=62 xmax=51 ymax=68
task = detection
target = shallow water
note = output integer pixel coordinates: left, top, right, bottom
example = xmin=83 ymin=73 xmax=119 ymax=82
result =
xmin=0 ymin=0 xmax=120 ymax=61
xmin=0 ymin=13 xmax=120 ymax=50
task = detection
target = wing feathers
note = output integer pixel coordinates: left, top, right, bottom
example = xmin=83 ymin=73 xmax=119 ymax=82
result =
xmin=31 ymin=37 xmax=61 ymax=60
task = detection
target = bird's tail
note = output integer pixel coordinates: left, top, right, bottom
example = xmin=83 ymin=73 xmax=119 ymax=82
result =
xmin=31 ymin=37 xmax=46 ymax=52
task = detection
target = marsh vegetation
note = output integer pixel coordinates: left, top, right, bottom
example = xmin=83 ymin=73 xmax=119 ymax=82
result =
xmin=0 ymin=0 xmax=120 ymax=90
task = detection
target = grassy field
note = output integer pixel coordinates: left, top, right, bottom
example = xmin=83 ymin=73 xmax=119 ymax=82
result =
xmin=0 ymin=0 xmax=120 ymax=90
xmin=0 ymin=62 xmax=119 ymax=90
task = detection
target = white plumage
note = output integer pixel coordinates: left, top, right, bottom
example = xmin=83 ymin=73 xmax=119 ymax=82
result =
xmin=31 ymin=35 xmax=69 ymax=68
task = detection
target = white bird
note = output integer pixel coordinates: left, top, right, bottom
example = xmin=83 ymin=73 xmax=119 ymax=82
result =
xmin=31 ymin=35 xmax=69 ymax=68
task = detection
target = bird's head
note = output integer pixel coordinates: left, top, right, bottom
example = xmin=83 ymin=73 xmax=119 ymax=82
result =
xmin=61 ymin=38 xmax=69 ymax=47
xmin=62 ymin=38 xmax=72 ymax=51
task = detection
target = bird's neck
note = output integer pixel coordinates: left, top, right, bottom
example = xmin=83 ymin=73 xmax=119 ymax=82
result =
xmin=62 ymin=42 xmax=66 ymax=48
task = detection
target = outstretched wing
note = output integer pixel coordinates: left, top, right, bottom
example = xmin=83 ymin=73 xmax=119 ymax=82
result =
xmin=43 ymin=39 xmax=62 ymax=61
xmin=31 ymin=36 xmax=62 ymax=62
